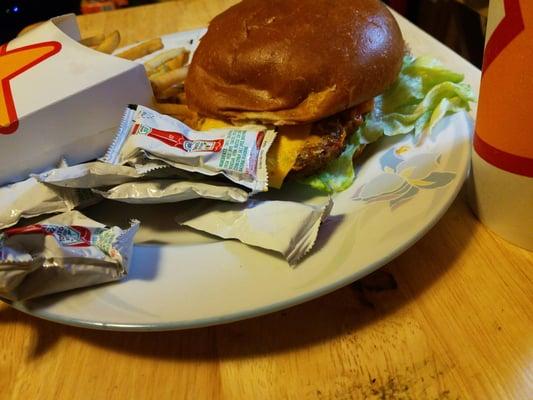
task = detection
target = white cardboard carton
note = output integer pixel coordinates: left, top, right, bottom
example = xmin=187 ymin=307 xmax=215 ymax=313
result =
xmin=0 ymin=14 xmax=152 ymax=185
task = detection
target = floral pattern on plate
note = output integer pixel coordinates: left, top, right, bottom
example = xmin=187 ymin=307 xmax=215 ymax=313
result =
xmin=352 ymin=146 xmax=456 ymax=209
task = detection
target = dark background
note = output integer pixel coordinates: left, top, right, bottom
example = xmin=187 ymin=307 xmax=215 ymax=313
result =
xmin=1 ymin=0 xmax=487 ymax=67
xmin=0 ymin=0 xmax=154 ymax=42
xmin=2 ymin=1 xmax=82 ymax=41
xmin=386 ymin=0 xmax=487 ymax=67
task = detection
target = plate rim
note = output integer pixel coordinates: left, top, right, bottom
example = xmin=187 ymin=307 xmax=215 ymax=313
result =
xmin=7 ymin=135 xmax=470 ymax=331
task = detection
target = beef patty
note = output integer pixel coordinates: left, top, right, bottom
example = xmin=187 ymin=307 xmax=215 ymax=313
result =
xmin=289 ymin=100 xmax=373 ymax=177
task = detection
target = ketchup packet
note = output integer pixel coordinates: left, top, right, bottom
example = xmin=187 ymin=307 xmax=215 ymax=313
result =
xmin=102 ymin=105 xmax=276 ymax=193
xmin=0 ymin=211 xmax=139 ymax=301
xmin=93 ymin=179 xmax=249 ymax=204
xmin=0 ymin=177 xmax=96 ymax=230
xmin=176 ymin=198 xmax=333 ymax=265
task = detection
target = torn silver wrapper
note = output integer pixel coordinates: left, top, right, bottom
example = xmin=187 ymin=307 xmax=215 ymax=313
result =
xmin=0 ymin=177 xmax=96 ymax=230
xmin=0 ymin=211 xmax=139 ymax=301
xmin=176 ymin=198 xmax=333 ymax=265
xmin=32 ymin=161 xmax=143 ymax=188
xmin=93 ymin=179 xmax=249 ymax=204
xmin=32 ymin=160 xmax=184 ymax=189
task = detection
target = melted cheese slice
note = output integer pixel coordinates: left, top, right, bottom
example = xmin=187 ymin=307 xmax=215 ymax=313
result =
xmin=266 ymin=124 xmax=311 ymax=188
xmin=200 ymin=118 xmax=233 ymax=130
xmin=200 ymin=118 xmax=311 ymax=189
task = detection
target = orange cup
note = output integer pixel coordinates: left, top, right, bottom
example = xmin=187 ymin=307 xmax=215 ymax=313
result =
xmin=469 ymin=0 xmax=533 ymax=249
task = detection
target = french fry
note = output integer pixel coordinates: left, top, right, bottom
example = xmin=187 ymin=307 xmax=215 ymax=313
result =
xmin=116 ymin=38 xmax=164 ymax=61
xmin=153 ymin=103 xmax=188 ymax=115
xmin=95 ymin=31 xmax=121 ymax=54
xmin=150 ymin=66 xmax=189 ymax=95
xmin=80 ymin=33 xmax=105 ymax=47
xmin=149 ymin=54 xmax=190 ymax=77
xmin=176 ymin=91 xmax=187 ymax=105
xmin=161 ymin=53 xmax=190 ymax=71
xmin=144 ymin=48 xmax=189 ymax=75
xmin=150 ymin=56 xmax=189 ymax=78
xmin=154 ymin=103 xmax=202 ymax=129
xmin=156 ymin=84 xmax=184 ymax=101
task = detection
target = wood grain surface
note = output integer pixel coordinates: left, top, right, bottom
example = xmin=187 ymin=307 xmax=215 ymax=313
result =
xmin=2 ymin=1 xmax=532 ymax=399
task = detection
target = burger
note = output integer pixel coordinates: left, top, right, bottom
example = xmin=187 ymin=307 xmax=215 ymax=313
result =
xmin=185 ymin=0 xmax=404 ymax=189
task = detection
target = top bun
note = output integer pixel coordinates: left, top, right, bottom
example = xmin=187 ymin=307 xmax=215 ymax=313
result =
xmin=185 ymin=0 xmax=404 ymax=125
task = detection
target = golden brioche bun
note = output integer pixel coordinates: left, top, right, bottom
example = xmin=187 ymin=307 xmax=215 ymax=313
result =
xmin=185 ymin=0 xmax=404 ymax=125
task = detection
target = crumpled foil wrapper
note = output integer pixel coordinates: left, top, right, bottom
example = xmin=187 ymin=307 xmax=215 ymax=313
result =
xmin=0 ymin=210 xmax=139 ymax=301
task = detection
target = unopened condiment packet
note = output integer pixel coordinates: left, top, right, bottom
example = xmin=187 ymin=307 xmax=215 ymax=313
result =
xmin=102 ymin=105 xmax=276 ymax=193
xmin=0 ymin=211 xmax=139 ymax=301
xmin=0 ymin=177 xmax=96 ymax=230
xmin=176 ymin=198 xmax=333 ymax=265
xmin=93 ymin=179 xmax=249 ymax=204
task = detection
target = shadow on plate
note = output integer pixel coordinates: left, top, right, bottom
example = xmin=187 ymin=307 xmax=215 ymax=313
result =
xmin=0 ymin=192 xmax=476 ymax=361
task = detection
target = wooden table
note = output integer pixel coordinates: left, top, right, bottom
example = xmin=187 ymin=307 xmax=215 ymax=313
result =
xmin=2 ymin=1 xmax=532 ymax=399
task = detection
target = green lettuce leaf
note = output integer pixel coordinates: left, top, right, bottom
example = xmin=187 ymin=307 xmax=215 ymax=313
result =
xmin=300 ymin=55 xmax=476 ymax=193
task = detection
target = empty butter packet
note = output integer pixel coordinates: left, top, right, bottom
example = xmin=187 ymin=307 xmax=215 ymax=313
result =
xmin=0 ymin=177 xmax=95 ymax=230
xmin=33 ymin=161 xmax=143 ymax=188
xmin=175 ymin=198 xmax=333 ymax=265
xmin=0 ymin=211 xmax=139 ymax=301
xmin=33 ymin=160 xmax=187 ymax=189
xmin=93 ymin=179 xmax=249 ymax=204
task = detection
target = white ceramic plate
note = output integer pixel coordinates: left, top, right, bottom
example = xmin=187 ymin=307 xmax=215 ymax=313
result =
xmin=8 ymin=14 xmax=480 ymax=331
